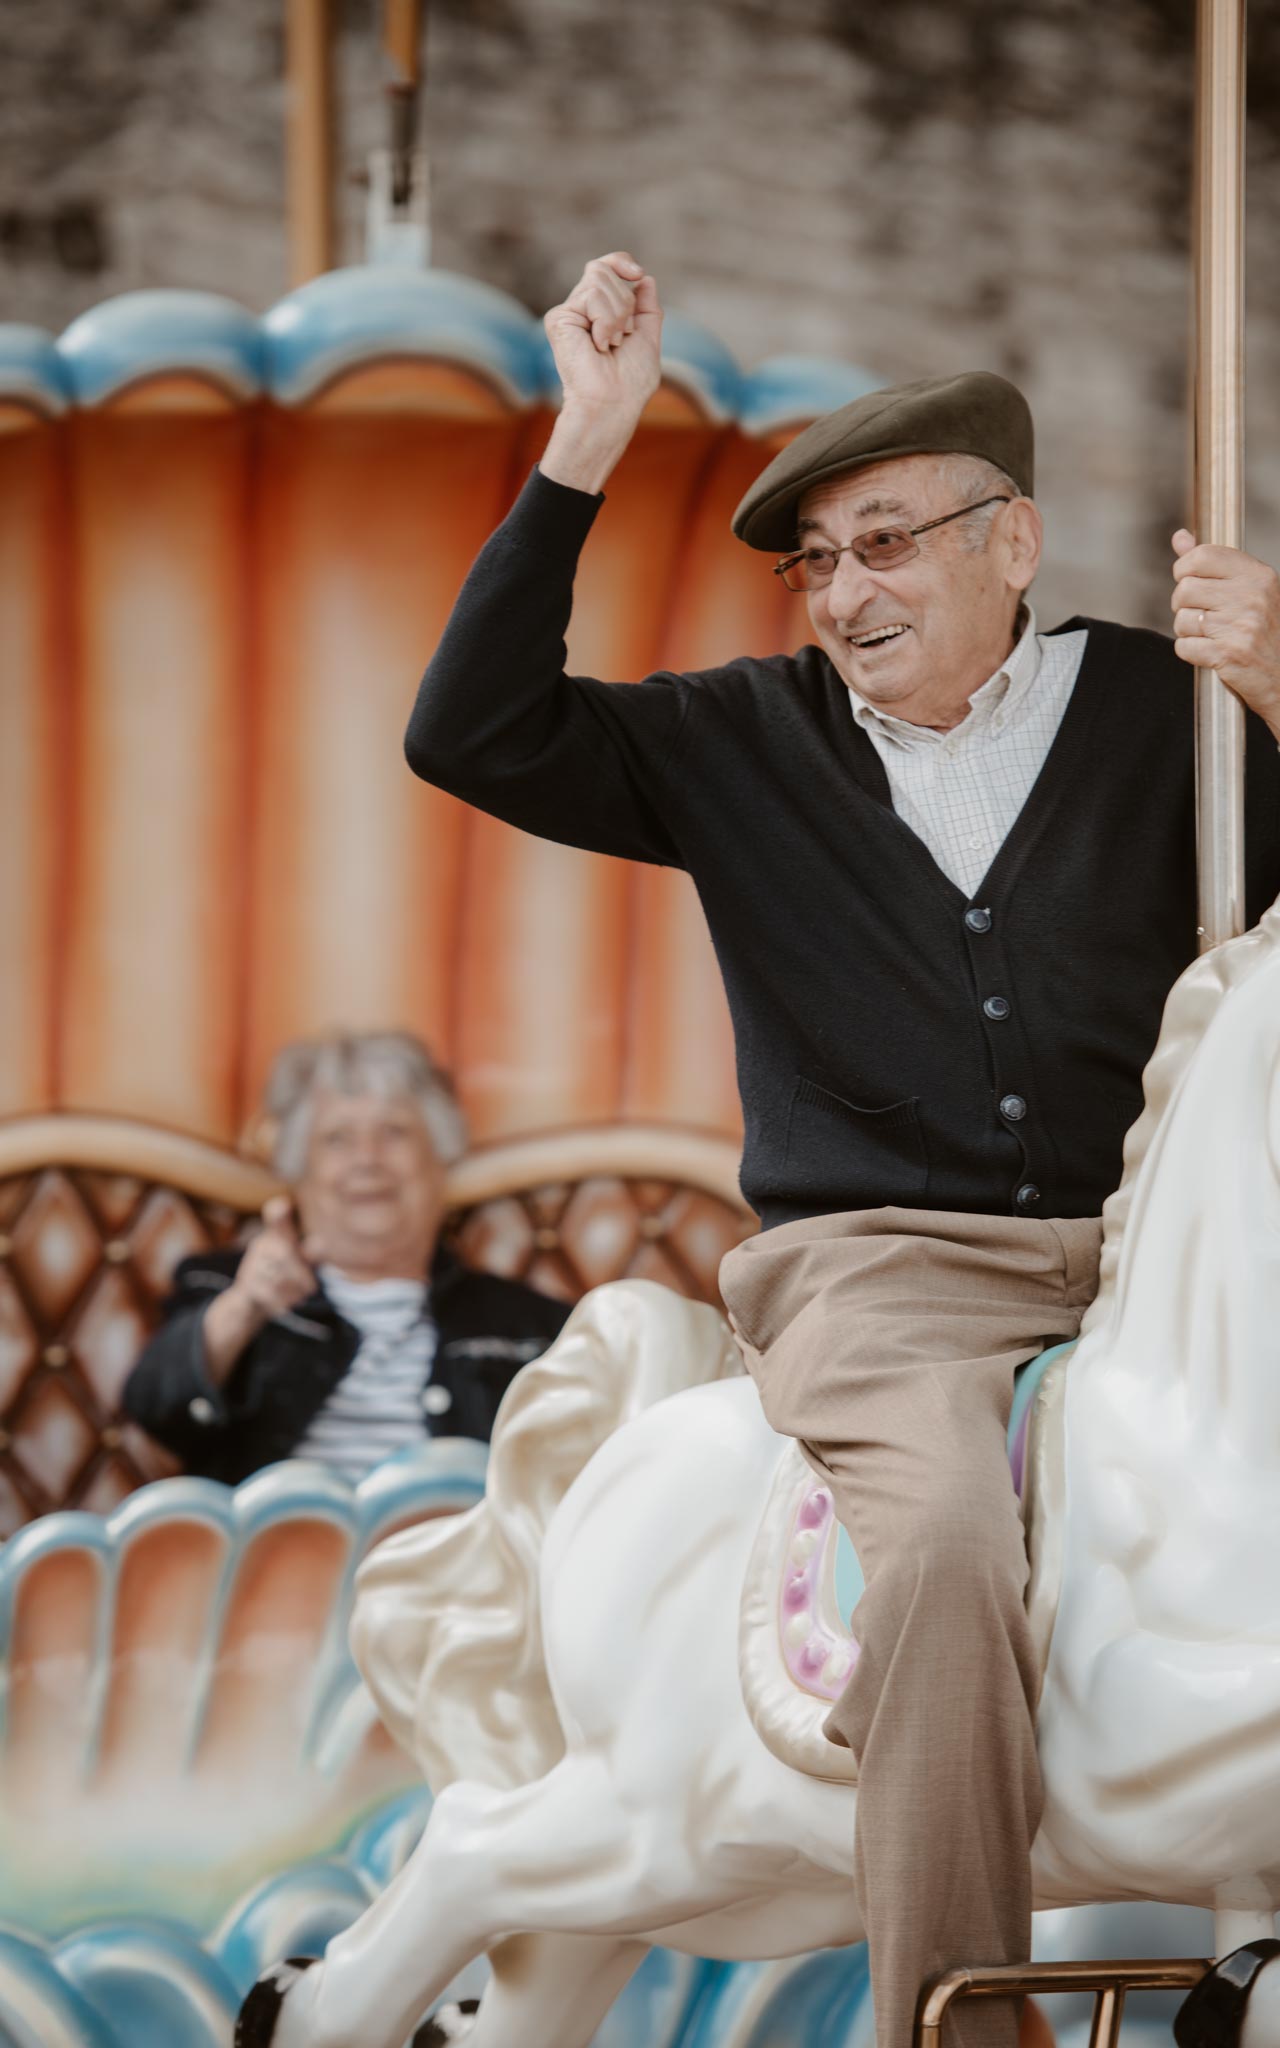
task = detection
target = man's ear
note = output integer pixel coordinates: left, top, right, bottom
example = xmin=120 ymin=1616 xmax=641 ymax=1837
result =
xmin=1004 ymin=497 xmax=1043 ymax=593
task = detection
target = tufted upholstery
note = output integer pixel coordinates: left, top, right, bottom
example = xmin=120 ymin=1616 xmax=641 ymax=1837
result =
xmin=0 ymin=1117 xmax=754 ymax=1534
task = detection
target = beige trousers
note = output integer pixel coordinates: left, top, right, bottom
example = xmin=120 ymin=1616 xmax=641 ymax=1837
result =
xmin=719 ymin=1207 xmax=1103 ymax=2048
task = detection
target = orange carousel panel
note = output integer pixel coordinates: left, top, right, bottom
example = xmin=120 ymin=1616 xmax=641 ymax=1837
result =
xmin=245 ymin=404 xmax=528 ymax=1109
xmin=2 ymin=1544 xmax=104 ymax=1803
xmin=451 ymin=820 xmax=634 ymax=1138
xmin=304 ymin=359 xmax=523 ymax=419
xmin=660 ymin=427 xmax=809 ymax=668
xmin=622 ymin=428 xmax=804 ymax=1137
xmin=60 ymin=400 xmax=251 ymax=1142
xmin=452 ymin=415 xmax=723 ymax=1138
xmin=0 ymin=419 xmax=64 ymax=1117
xmin=94 ymin=1517 xmax=230 ymax=1786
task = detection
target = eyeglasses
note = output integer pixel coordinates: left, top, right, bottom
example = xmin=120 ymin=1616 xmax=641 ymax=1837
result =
xmin=773 ymin=496 xmax=1013 ymax=591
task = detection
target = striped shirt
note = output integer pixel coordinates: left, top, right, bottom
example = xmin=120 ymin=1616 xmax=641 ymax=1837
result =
xmin=846 ymin=608 xmax=1089 ymax=897
xmin=291 ymin=1267 xmax=436 ymax=1482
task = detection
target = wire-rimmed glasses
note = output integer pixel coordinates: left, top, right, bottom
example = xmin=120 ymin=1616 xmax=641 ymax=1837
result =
xmin=773 ymin=495 xmax=1013 ymax=591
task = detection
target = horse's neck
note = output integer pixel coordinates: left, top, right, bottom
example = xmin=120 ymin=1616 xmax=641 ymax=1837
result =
xmin=1074 ymin=936 xmax=1280 ymax=1470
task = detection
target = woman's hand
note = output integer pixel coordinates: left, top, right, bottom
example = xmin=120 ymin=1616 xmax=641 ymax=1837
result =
xmin=202 ymin=1197 xmax=322 ymax=1383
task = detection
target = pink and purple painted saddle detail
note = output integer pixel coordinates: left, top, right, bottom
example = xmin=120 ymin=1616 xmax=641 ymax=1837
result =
xmin=779 ymin=1340 xmax=1074 ymax=1702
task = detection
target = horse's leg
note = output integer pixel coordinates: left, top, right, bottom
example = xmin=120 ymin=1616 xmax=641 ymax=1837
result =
xmin=457 ymin=1933 xmax=648 ymax=2048
xmin=268 ymin=1756 xmax=706 ymax=2048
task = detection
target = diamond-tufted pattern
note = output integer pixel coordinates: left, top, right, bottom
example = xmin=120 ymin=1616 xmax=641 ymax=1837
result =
xmin=0 ymin=1127 xmax=754 ymax=1533
xmin=451 ymin=1175 xmax=744 ymax=1306
xmin=0 ymin=1169 xmax=247 ymax=1532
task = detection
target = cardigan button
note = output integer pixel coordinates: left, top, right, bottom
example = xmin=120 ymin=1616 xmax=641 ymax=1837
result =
xmin=188 ymin=1395 xmax=217 ymax=1425
xmin=983 ymin=995 xmax=1010 ymax=1020
xmin=422 ymin=1383 xmax=453 ymax=1415
xmin=964 ymin=907 xmax=992 ymax=933
xmin=999 ymin=1093 xmax=1027 ymax=1122
xmin=1015 ymin=1183 xmax=1042 ymax=1210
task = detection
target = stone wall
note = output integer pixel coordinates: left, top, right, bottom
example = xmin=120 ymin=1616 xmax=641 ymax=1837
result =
xmin=4 ymin=0 xmax=1280 ymax=625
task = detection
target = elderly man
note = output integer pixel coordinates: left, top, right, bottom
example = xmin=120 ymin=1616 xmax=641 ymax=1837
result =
xmin=401 ymin=253 xmax=1280 ymax=2048
xmin=124 ymin=1031 xmax=568 ymax=1484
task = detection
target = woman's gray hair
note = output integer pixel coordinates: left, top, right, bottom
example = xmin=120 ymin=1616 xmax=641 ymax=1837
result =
xmin=264 ymin=1030 xmax=468 ymax=1182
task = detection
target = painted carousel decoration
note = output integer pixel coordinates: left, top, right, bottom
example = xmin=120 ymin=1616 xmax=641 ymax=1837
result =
xmin=1 ymin=2 xmax=1276 ymax=2047
xmin=0 ymin=129 xmax=870 ymax=1527
xmin=235 ymin=2 xmax=1280 ymax=2046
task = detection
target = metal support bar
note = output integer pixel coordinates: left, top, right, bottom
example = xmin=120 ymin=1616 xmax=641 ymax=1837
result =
xmin=1193 ymin=0 xmax=1248 ymax=948
xmin=1086 ymin=1985 xmax=1125 ymax=2048
xmin=285 ymin=0 xmax=334 ymax=285
xmin=383 ymin=0 xmax=423 ymax=83
xmin=915 ymin=1957 xmax=1210 ymax=2048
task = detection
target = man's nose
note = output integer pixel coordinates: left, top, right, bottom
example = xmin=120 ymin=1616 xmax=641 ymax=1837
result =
xmin=827 ymin=549 xmax=881 ymax=616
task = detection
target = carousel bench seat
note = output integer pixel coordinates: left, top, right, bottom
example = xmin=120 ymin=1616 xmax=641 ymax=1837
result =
xmin=0 ymin=1113 xmax=760 ymax=2046
xmin=0 ymin=1113 xmax=755 ymax=1535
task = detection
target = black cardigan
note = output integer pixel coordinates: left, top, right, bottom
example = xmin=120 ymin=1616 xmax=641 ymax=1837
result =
xmin=405 ymin=468 xmax=1280 ymax=1229
xmin=122 ymin=1244 xmax=570 ymax=1485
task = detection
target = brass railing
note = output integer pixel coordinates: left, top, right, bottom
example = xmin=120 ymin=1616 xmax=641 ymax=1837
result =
xmin=916 ymin=1957 xmax=1211 ymax=2048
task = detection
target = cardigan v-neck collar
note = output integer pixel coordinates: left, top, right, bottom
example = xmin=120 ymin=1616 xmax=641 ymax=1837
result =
xmin=819 ymin=617 xmax=1106 ymax=909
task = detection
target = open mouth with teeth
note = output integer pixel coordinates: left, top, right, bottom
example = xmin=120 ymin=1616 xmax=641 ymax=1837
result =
xmin=846 ymin=623 xmax=911 ymax=649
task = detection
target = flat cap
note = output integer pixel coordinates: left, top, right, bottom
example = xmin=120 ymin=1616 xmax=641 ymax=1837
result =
xmin=731 ymin=370 xmax=1033 ymax=552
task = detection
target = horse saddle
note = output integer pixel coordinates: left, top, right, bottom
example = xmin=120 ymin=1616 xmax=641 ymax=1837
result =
xmin=738 ymin=1341 xmax=1075 ymax=1784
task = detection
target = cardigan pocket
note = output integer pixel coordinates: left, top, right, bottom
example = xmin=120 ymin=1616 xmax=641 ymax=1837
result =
xmin=784 ymin=1076 xmax=928 ymax=1207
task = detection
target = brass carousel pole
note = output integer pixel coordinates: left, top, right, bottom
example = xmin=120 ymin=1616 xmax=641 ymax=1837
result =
xmin=286 ymin=0 xmax=335 ymax=285
xmin=1192 ymin=0 xmax=1248 ymax=948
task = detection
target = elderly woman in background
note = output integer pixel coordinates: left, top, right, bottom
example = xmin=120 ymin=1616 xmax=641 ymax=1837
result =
xmin=123 ymin=1032 xmax=569 ymax=1485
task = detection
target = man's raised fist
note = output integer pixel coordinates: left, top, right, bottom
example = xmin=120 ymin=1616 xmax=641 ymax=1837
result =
xmin=543 ymin=251 xmax=664 ymax=420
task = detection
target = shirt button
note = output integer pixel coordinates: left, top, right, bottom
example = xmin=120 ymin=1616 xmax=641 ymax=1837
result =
xmin=1015 ymin=1183 xmax=1041 ymax=1210
xmin=1000 ymin=1094 xmax=1027 ymax=1122
xmin=188 ymin=1395 xmax=216 ymax=1425
xmin=964 ymin=907 xmax=992 ymax=933
xmin=983 ymin=996 xmax=1011 ymax=1020
xmin=422 ymin=1384 xmax=453 ymax=1415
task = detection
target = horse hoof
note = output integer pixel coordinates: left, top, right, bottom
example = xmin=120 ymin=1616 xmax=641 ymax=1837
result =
xmin=235 ymin=1957 xmax=318 ymax=2048
xmin=412 ymin=1997 xmax=481 ymax=2045
xmin=1174 ymin=1942 xmax=1280 ymax=2048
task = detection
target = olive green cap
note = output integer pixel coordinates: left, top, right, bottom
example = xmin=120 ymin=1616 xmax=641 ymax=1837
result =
xmin=731 ymin=370 xmax=1034 ymax=552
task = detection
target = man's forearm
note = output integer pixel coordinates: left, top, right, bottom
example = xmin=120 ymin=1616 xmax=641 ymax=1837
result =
xmin=538 ymin=401 xmax=641 ymax=495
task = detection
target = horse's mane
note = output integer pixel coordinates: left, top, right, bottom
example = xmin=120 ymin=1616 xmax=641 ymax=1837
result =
xmin=1085 ymin=895 xmax=1280 ymax=1330
xmin=350 ymin=1280 xmax=741 ymax=1794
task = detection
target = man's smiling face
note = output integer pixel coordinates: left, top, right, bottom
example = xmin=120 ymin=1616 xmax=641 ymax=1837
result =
xmin=797 ymin=453 xmax=1042 ymax=731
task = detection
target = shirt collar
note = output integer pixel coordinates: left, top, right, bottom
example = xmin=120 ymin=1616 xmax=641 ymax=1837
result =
xmin=847 ymin=604 xmax=1041 ymax=751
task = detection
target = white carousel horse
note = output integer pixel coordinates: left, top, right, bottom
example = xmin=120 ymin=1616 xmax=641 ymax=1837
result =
xmin=240 ymin=894 xmax=1280 ymax=2048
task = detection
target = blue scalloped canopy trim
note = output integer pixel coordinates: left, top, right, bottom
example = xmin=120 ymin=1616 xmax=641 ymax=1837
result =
xmin=263 ymin=265 xmax=550 ymax=405
xmin=0 ymin=323 xmax=73 ymax=415
xmin=58 ymin=290 xmax=265 ymax=406
xmin=737 ymin=355 xmax=884 ymax=436
xmin=0 ymin=267 xmax=881 ymax=428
